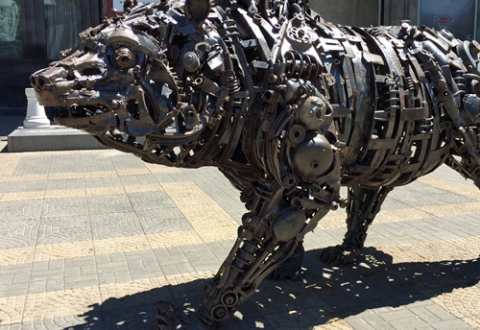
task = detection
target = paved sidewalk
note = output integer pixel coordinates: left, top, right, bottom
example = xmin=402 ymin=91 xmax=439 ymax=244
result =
xmin=0 ymin=149 xmax=478 ymax=330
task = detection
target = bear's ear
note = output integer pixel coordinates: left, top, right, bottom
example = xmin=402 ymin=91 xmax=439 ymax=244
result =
xmin=185 ymin=0 xmax=211 ymax=25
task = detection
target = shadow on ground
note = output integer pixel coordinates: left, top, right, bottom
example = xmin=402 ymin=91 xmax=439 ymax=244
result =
xmin=66 ymin=248 xmax=480 ymax=330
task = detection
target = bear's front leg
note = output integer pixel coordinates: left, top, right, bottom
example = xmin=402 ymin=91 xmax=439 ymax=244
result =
xmin=320 ymin=186 xmax=392 ymax=265
xmin=155 ymin=180 xmax=333 ymax=329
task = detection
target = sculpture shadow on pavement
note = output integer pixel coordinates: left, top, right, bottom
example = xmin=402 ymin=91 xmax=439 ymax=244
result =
xmin=66 ymin=247 xmax=480 ymax=330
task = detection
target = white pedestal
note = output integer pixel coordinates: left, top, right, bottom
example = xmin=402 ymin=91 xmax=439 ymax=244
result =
xmin=23 ymin=88 xmax=51 ymax=129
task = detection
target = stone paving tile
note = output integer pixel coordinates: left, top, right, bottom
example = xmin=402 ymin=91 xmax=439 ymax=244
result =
xmin=127 ymin=190 xmax=176 ymax=211
xmin=12 ymin=155 xmax=50 ymax=176
xmin=388 ymin=180 xmax=474 ymax=207
xmin=37 ymin=215 xmax=92 ymax=244
xmin=87 ymin=194 xmax=134 ymax=215
xmin=41 ymin=197 xmax=89 ymax=218
xmin=161 ymin=182 xmax=239 ymax=242
xmin=136 ymin=207 xmax=192 ymax=234
xmin=1 ymin=152 xmax=480 ymax=329
xmin=91 ymin=212 xmax=144 ymax=239
xmin=0 ymin=199 xmax=43 ymax=220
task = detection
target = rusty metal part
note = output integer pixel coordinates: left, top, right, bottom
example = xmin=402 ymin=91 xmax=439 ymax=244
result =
xmin=31 ymin=0 xmax=480 ymax=329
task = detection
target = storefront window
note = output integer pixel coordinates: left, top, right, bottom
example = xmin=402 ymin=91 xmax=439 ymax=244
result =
xmin=418 ymin=0 xmax=477 ymax=40
xmin=44 ymin=0 xmax=78 ymax=59
xmin=0 ymin=0 xmax=23 ymax=60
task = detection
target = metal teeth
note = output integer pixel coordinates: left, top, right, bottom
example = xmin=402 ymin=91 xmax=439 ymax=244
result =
xmin=282 ymin=173 xmax=299 ymax=188
xmin=288 ymin=124 xmax=306 ymax=146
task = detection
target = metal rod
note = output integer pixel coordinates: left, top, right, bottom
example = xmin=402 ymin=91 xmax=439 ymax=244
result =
xmin=474 ymin=0 xmax=478 ymax=40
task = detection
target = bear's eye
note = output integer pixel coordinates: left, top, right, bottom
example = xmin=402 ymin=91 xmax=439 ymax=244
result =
xmin=112 ymin=47 xmax=136 ymax=70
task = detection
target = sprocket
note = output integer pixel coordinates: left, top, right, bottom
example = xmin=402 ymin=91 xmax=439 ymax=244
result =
xmin=288 ymin=124 xmax=306 ymax=146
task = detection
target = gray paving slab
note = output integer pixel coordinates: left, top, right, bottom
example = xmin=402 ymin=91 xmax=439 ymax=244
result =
xmin=41 ymin=197 xmax=89 ymax=218
xmin=87 ymin=194 xmax=134 ymax=215
xmin=388 ymin=181 xmax=474 ymax=207
xmin=12 ymin=155 xmax=50 ymax=176
xmin=137 ymin=209 xmax=192 ymax=234
xmin=91 ymin=211 xmax=145 ymax=239
xmin=1 ymin=150 xmax=480 ymax=330
xmin=127 ymin=191 xmax=177 ymax=211
xmin=37 ymin=215 xmax=92 ymax=244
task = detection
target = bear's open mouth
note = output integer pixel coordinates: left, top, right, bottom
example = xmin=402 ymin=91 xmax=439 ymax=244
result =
xmin=59 ymin=105 xmax=105 ymax=119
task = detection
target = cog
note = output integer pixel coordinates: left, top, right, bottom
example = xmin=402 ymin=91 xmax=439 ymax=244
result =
xmin=282 ymin=173 xmax=299 ymax=189
xmin=288 ymin=124 xmax=306 ymax=145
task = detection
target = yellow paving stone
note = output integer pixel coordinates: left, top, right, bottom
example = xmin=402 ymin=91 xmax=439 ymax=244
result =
xmin=431 ymin=286 xmax=480 ymax=329
xmin=116 ymin=168 xmax=151 ymax=176
xmin=0 ymin=246 xmax=35 ymax=265
xmin=379 ymin=236 xmax=480 ymax=263
xmin=82 ymin=171 xmax=118 ymax=178
xmin=376 ymin=207 xmax=433 ymax=223
xmin=0 ymin=153 xmax=21 ymax=180
xmin=33 ymin=241 xmax=95 ymax=262
xmin=318 ymin=202 xmax=480 ymax=230
xmin=180 ymin=208 xmax=238 ymax=242
xmin=93 ymin=235 xmax=151 ymax=255
xmin=6 ymin=167 xmax=179 ymax=183
xmin=85 ymin=186 xmax=125 ymax=197
xmin=418 ymin=202 xmax=480 ymax=217
xmin=0 ymin=153 xmax=23 ymax=161
xmin=147 ymin=231 xmax=204 ymax=249
xmin=162 ymin=182 xmax=239 ymax=242
xmin=417 ymin=176 xmax=480 ymax=201
xmin=0 ymin=191 xmax=44 ymax=201
xmin=9 ymin=174 xmax=48 ymax=182
xmin=0 ymin=184 xmax=165 ymax=202
xmin=48 ymin=172 xmax=85 ymax=180
xmin=22 ymin=287 xmax=102 ymax=323
xmin=20 ymin=151 xmax=53 ymax=157
xmin=99 ymin=277 xmax=170 ymax=309
xmin=0 ymin=296 xmax=26 ymax=325
xmin=79 ymin=149 xmax=118 ymax=155
xmin=162 ymin=270 xmax=216 ymax=285
xmin=144 ymin=162 xmax=182 ymax=174
xmin=317 ymin=212 xmax=345 ymax=229
xmin=124 ymin=183 xmax=163 ymax=193
xmin=313 ymin=319 xmax=353 ymax=330
xmin=0 ymin=231 xmax=205 ymax=266
xmin=0 ymin=272 xmax=217 ymax=326
xmin=44 ymin=189 xmax=86 ymax=199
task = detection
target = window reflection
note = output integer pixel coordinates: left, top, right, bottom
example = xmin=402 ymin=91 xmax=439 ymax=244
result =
xmin=44 ymin=0 xmax=78 ymax=59
xmin=0 ymin=0 xmax=22 ymax=60
xmin=419 ymin=0 xmax=476 ymax=40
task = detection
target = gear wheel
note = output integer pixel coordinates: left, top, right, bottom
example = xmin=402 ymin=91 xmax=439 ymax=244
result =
xmin=282 ymin=173 xmax=299 ymax=189
xmin=288 ymin=124 xmax=306 ymax=145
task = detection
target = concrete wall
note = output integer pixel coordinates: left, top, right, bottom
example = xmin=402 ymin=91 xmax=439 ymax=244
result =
xmin=309 ymin=0 xmax=379 ymax=27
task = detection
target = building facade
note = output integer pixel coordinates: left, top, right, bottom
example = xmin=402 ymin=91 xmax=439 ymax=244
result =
xmin=382 ymin=0 xmax=480 ymax=41
xmin=0 ymin=0 xmax=111 ymax=112
xmin=1 ymin=0 xmax=479 ymax=113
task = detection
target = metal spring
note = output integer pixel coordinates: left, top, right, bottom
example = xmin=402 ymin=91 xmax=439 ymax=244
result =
xmin=381 ymin=81 xmax=401 ymax=112
xmin=285 ymin=51 xmax=321 ymax=80
xmin=406 ymin=77 xmax=415 ymax=91
xmin=454 ymin=70 xmax=466 ymax=93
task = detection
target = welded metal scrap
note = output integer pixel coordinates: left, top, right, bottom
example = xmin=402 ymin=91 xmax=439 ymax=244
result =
xmin=31 ymin=1 xmax=480 ymax=328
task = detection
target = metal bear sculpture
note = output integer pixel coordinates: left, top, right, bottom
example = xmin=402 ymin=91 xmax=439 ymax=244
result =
xmin=30 ymin=0 xmax=480 ymax=328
